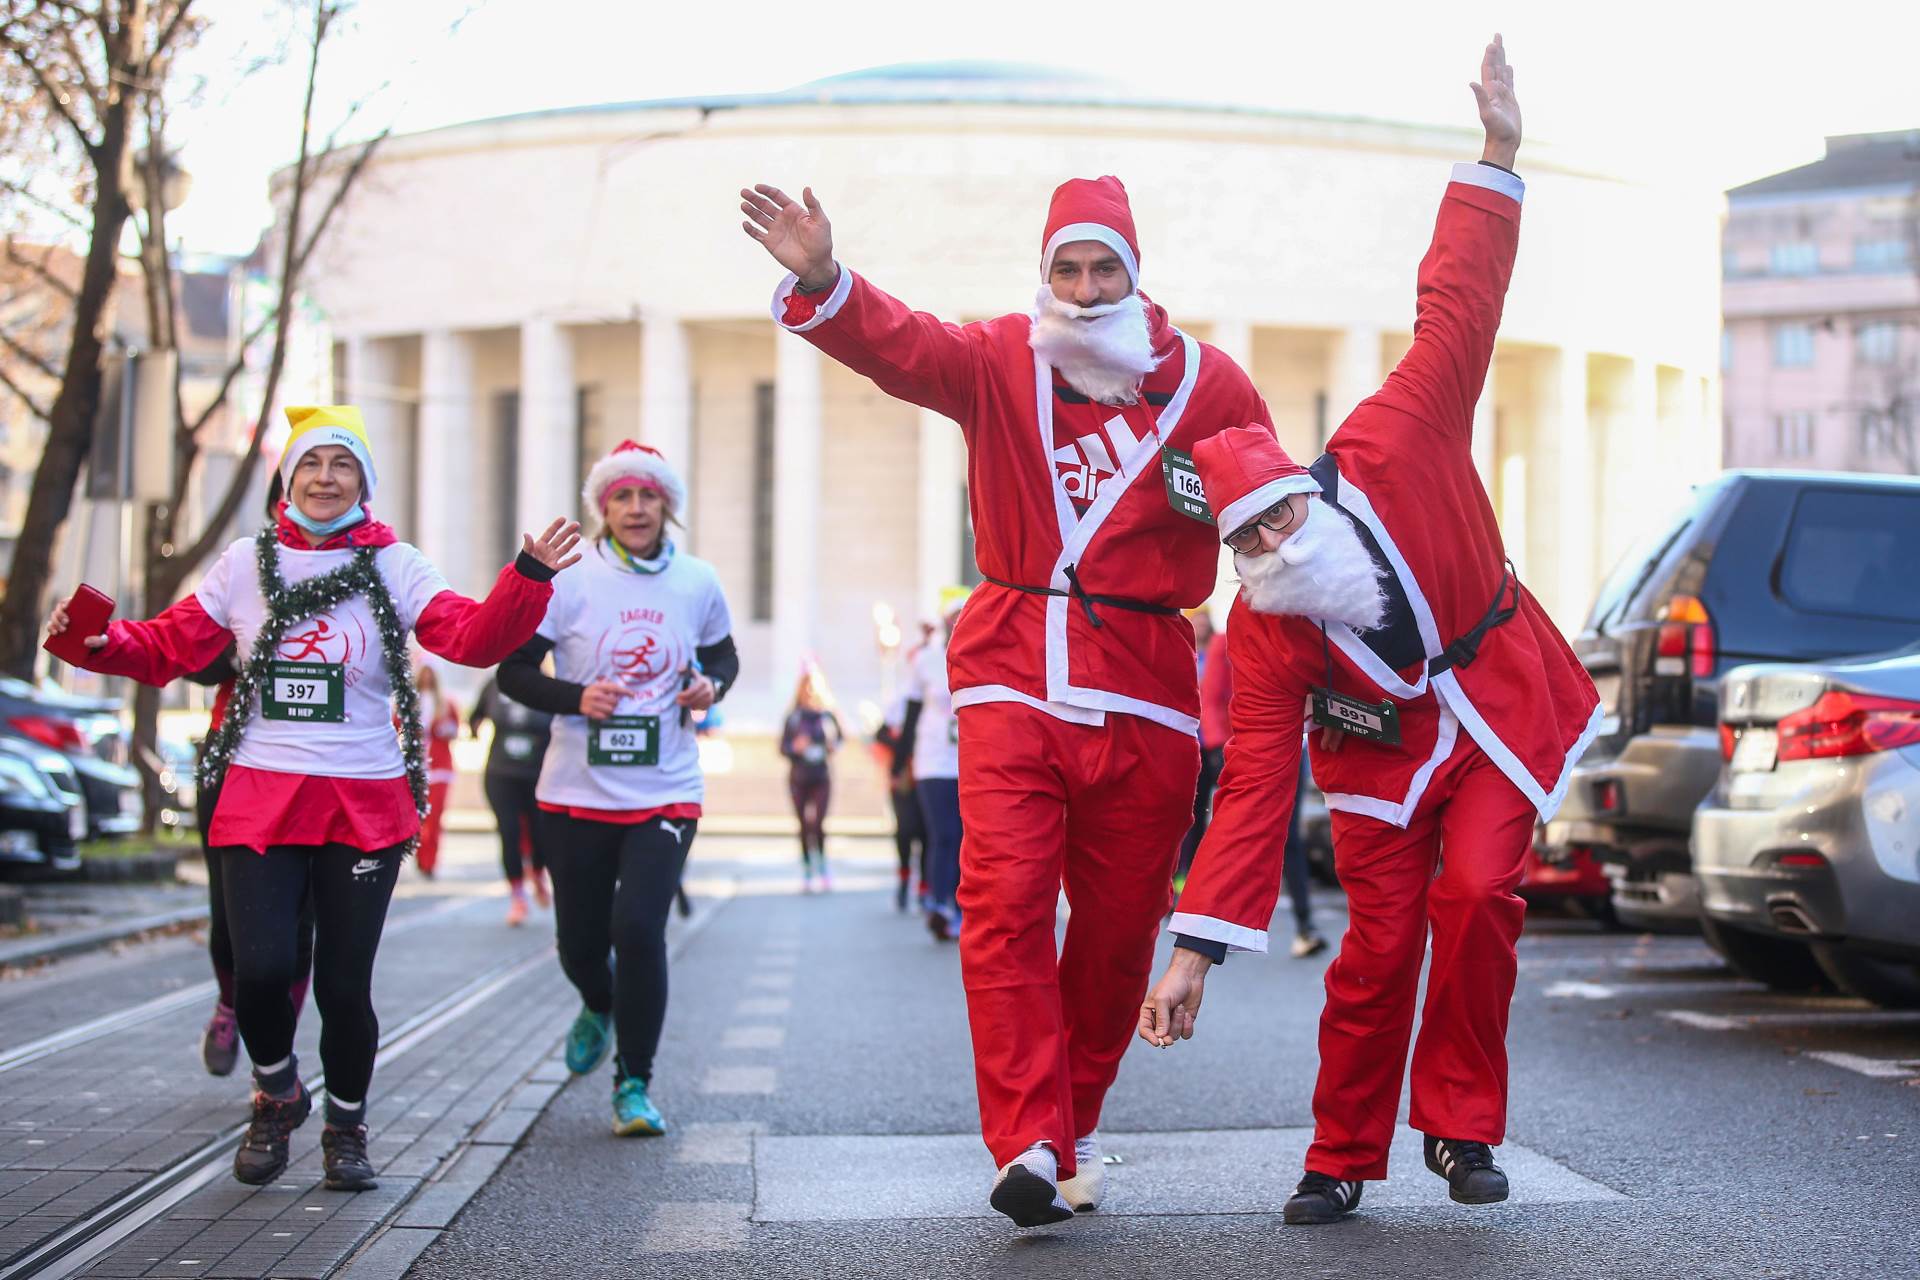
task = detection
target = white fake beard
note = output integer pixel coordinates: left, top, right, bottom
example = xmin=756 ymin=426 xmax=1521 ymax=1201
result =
xmin=1028 ymin=286 xmax=1161 ymax=405
xmin=1235 ymin=500 xmax=1389 ymax=631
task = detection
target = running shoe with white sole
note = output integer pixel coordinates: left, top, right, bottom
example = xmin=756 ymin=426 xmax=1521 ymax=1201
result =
xmin=989 ymin=1142 xmax=1074 ymax=1227
xmin=612 ymin=1075 xmax=667 ymax=1136
xmin=564 ymin=1006 xmax=612 ymax=1076
xmin=1291 ymin=931 xmax=1329 ymax=958
xmin=1283 ymin=1170 xmax=1364 ymax=1224
xmin=1424 ymin=1135 xmax=1509 ymax=1204
xmin=1058 ymin=1133 xmax=1103 ymax=1212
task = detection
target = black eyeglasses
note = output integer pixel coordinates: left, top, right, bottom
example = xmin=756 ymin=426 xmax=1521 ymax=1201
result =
xmin=1224 ymin=500 xmax=1300 ymax=554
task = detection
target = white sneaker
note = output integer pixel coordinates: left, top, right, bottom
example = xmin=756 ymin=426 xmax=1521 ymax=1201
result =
xmin=1057 ymin=1133 xmax=1103 ymax=1212
xmin=988 ymin=1142 xmax=1073 ymax=1227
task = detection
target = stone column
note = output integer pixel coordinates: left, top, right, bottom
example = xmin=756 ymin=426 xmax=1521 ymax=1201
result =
xmin=1552 ymin=346 xmax=1594 ymax=629
xmin=418 ymin=329 xmax=477 ymax=593
xmin=1628 ymin=356 xmax=1660 ymax=529
xmin=639 ymin=314 xmax=694 ymax=494
xmin=1327 ymin=323 xmax=1383 ymax=425
xmin=519 ymin=318 xmax=578 ymax=536
xmin=916 ymin=407 xmax=964 ymax=619
xmin=344 ymin=337 xmax=413 ymax=539
xmin=1209 ymin=319 xmax=1254 ymax=373
xmin=771 ymin=333 xmax=822 ymax=700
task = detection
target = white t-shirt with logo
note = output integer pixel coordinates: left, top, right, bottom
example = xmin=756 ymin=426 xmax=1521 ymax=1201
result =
xmin=534 ymin=542 xmax=733 ymax=811
xmin=195 ymin=537 xmax=451 ymax=779
xmin=904 ymin=641 xmax=959 ymax=780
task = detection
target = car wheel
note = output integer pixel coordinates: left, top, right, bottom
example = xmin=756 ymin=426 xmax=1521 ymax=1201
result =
xmin=1699 ymin=918 xmax=1828 ymax=992
xmin=1575 ymin=896 xmax=1625 ymax=931
xmin=1808 ymin=943 xmax=1920 ymax=1009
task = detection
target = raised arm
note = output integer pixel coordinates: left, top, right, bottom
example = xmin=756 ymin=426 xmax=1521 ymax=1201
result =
xmin=741 ymin=183 xmax=980 ymax=422
xmin=1369 ymin=35 xmax=1524 ymax=442
xmin=413 ymin=520 xmax=579 ymax=668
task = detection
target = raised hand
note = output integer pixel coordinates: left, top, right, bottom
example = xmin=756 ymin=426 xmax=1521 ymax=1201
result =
xmin=523 ymin=518 xmax=583 ymax=573
xmin=740 ymin=184 xmax=837 ymax=291
xmin=1470 ymin=33 xmax=1521 ymax=170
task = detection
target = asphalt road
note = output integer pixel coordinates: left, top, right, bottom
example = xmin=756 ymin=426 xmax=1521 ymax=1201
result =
xmin=400 ymin=836 xmax=1920 ymax=1280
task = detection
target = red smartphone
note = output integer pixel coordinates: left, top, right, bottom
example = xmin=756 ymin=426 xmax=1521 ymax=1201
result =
xmin=44 ymin=584 xmax=113 ymax=666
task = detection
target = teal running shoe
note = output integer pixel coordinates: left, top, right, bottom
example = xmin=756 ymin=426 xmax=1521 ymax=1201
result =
xmin=612 ymin=1075 xmax=666 ymax=1136
xmin=564 ymin=1006 xmax=612 ymax=1076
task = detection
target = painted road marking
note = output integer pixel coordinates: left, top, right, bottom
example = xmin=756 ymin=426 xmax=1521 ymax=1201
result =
xmin=638 ymin=1200 xmax=750 ymax=1252
xmin=701 ymin=1066 xmax=778 ymax=1095
xmin=1660 ymin=1011 xmax=1742 ymax=1031
xmin=721 ymin=1026 xmax=785 ymax=1051
xmin=734 ymin=997 xmax=790 ymax=1017
xmin=747 ymin=972 xmax=794 ymax=991
xmin=1806 ymin=1051 xmax=1920 ymax=1080
xmin=674 ymin=1122 xmax=760 ymax=1165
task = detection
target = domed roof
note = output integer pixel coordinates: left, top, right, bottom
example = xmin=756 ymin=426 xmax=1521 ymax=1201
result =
xmin=782 ymin=60 xmax=1130 ymax=105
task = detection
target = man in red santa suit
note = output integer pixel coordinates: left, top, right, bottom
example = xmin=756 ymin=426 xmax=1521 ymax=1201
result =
xmin=1139 ymin=36 xmax=1600 ymax=1225
xmin=741 ymin=156 xmax=1272 ymax=1226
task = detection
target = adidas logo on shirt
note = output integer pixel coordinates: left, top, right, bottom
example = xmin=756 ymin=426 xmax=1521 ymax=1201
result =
xmin=1054 ymin=413 xmax=1150 ymax=507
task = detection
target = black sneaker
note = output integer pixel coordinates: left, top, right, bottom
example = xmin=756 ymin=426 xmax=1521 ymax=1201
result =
xmin=321 ymin=1122 xmax=379 ymax=1191
xmin=233 ymin=1080 xmax=312 ymax=1185
xmin=1283 ymin=1171 xmax=1364 ymax=1224
xmin=1424 ymin=1135 xmax=1509 ymax=1204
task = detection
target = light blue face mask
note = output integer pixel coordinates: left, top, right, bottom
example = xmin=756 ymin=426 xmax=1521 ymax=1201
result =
xmin=286 ymin=502 xmax=367 ymax=538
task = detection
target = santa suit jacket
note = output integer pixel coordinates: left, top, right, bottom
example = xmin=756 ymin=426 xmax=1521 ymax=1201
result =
xmin=773 ymin=273 xmax=1270 ymax=735
xmin=1170 ymin=164 xmax=1603 ymax=953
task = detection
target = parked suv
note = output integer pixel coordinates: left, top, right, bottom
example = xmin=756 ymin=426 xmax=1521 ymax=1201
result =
xmin=1542 ymin=471 xmax=1920 ymax=929
xmin=1695 ymin=646 xmax=1920 ymax=1006
xmin=0 ymin=676 xmax=144 ymax=837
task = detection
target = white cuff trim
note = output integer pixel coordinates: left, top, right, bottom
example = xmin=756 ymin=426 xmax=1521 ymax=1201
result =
xmin=1167 ymin=911 xmax=1269 ymax=955
xmin=1216 ymin=475 xmax=1322 ymax=541
xmin=770 ymin=265 xmax=853 ymax=333
xmin=1449 ymin=161 xmax=1524 ymax=205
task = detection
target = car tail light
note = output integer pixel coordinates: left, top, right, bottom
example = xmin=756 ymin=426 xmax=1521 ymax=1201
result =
xmin=1594 ymin=779 xmax=1623 ymax=813
xmin=1655 ymin=595 xmax=1715 ymax=679
xmin=1776 ymin=692 xmax=1920 ymax=761
xmin=1777 ymin=852 xmax=1827 ymax=869
xmin=1719 ymin=724 xmax=1735 ymax=760
xmin=8 ymin=714 xmax=85 ymax=752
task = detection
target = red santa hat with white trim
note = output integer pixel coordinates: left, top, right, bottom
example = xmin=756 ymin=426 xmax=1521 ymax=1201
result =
xmin=1192 ymin=424 xmax=1321 ymax=542
xmin=1040 ymin=175 xmax=1141 ymax=290
xmin=583 ymin=439 xmax=687 ymax=527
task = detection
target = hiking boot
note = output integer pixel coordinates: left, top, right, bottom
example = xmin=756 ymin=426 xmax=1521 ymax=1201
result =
xmin=321 ymin=1122 xmax=378 ymax=1191
xmin=233 ymin=1080 xmax=312 ymax=1185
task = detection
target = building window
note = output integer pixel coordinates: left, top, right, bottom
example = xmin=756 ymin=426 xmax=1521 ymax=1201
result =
xmin=1720 ymin=330 xmax=1733 ymax=371
xmin=1859 ymin=411 xmax=1905 ymax=457
xmin=1856 ymin=321 xmax=1900 ymax=365
xmin=751 ymin=381 xmax=775 ymax=622
xmin=575 ymin=385 xmax=600 ymax=510
xmin=1772 ymin=412 xmax=1816 ymax=459
xmin=1768 ymin=241 xmax=1820 ymax=276
xmin=1772 ymin=325 xmax=1815 ymax=368
xmin=1853 ymin=239 xmax=1911 ymax=273
xmin=1721 ymin=246 xmax=1742 ymax=279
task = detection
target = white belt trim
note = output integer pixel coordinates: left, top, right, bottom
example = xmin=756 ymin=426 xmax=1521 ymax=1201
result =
xmin=1167 ymin=911 xmax=1269 ymax=955
xmin=951 ymin=685 xmax=1106 ymax=726
xmin=1323 ymin=707 xmax=1459 ymax=830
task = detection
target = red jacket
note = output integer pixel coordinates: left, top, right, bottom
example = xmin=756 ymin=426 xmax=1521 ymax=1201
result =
xmin=1172 ymin=165 xmax=1602 ymax=953
xmin=777 ymin=274 xmax=1269 ymax=736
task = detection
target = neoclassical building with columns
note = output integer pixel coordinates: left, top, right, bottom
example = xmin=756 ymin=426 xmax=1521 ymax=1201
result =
xmin=290 ymin=62 xmax=1723 ymax=725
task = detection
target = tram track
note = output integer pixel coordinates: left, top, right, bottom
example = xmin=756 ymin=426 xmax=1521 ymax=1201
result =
xmin=0 ymin=897 xmax=479 ymax=1076
xmin=0 ymin=940 xmax=556 ymax=1280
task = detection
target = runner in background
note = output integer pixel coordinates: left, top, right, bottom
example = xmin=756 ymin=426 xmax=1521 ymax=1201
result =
xmin=500 ymin=440 xmax=738 ymax=1137
xmin=780 ymin=666 xmax=844 ymax=893
xmin=895 ymin=591 xmax=966 ymax=940
xmin=411 ymin=663 xmax=460 ymax=879
xmin=875 ymin=689 xmax=927 ymax=913
xmin=470 ymin=674 xmax=553 ymax=926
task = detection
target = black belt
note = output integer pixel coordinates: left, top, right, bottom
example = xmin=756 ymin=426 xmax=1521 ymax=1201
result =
xmin=1427 ymin=561 xmax=1520 ymax=676
xmin=982 ymin=564 xmax=1181 ymax=630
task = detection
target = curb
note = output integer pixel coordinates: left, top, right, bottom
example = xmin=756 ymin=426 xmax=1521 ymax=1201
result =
xmin=0 ymin=903 xmax=209 ymax=969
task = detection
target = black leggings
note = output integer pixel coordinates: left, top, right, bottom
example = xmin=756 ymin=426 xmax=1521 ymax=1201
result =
xmin=216 ymin=843 xmax=405 ymax=1106
xmin=200 ymin=781 xmax=313 ymax=1007
xmin=484 ymin=772 xmax=545 ymax=882
xmin=789 ymin=769 xmax=830 ymax=864
xmin=1177 ymin=746 xmax=1226 ymax=880
xmin=890 ymin=785 xmax=926 ymax=881
xmin=542 ymin=812 xmax=695 ymax=1082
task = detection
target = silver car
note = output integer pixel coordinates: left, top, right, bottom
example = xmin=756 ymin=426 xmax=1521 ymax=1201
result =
xmin=1694 ymin=644 xmax=1920 ymax=1007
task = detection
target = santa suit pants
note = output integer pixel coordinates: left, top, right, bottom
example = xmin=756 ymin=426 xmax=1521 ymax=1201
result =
xmin=956 ymin=701 xmax=1199 ymax=1177
xmin=1306 ymin=720 xmax=1536 ymax=1181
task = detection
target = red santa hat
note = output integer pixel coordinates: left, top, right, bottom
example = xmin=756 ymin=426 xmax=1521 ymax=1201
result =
xmin=583 ymin=439 xmax=686 ymax=521
xmin=1040 ymin=175 xmax=1141 ymax=289
xmin=1192 ymin=424 xmax=1321 ymax=541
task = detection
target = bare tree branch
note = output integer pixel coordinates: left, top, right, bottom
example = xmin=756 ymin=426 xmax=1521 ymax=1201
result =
xmin=0 ymin=354 xmax=52 ymax=421
xmin=4 ymin=238 xmax=80 ymax=302
xmin=0 ymin=323 xmax=61 ymax=379
xmin=0 ymin=178 xmax=91 ymax=231
xmin=56 ymin=21 xmax=106 ymax=117
xmin=150 ymin=0 xmax=195 ymax=57
xmin=0 ymin=26 xmax=99 ymax=155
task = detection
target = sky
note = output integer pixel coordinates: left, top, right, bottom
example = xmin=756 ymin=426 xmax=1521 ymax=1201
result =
xmin=165 ymin=0 xmax=1920 ymax=257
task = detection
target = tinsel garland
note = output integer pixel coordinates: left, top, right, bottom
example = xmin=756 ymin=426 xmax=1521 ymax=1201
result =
xmin=198 ymin=525 xmax=431 ymax=848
